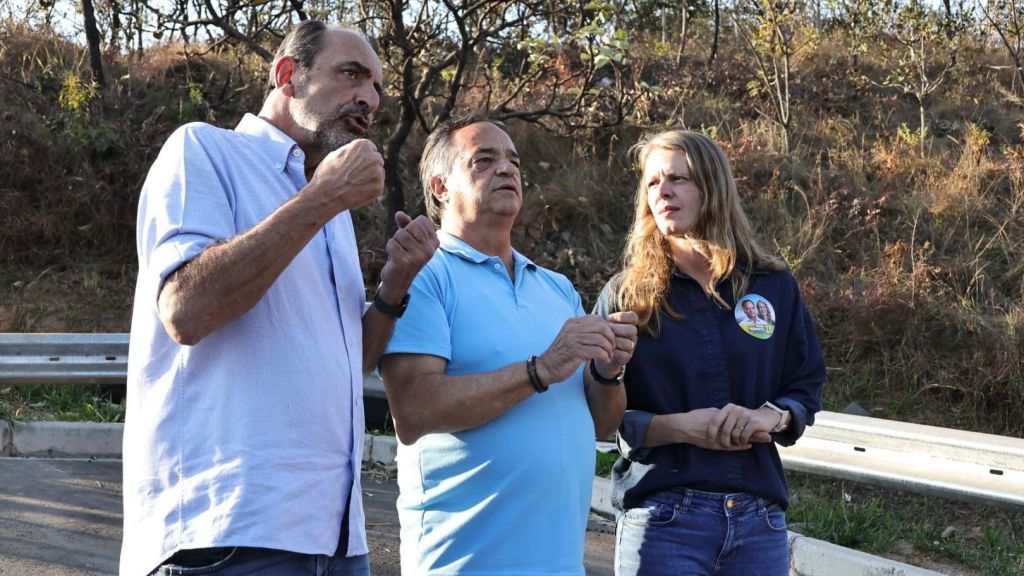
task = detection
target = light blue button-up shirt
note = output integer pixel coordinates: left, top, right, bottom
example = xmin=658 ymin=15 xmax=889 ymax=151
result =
xmin=122 ymin=114 xmax=367 ymax=575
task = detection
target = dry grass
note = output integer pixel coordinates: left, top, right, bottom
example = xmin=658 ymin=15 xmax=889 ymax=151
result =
xmin=2 ymin=22 xmax=1024 ymax=435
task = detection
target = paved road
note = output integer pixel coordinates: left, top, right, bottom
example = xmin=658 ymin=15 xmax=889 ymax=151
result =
xmin=0 ymin=458 xmax=614 ymax=575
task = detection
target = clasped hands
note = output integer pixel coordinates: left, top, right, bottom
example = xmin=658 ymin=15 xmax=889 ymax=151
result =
xmin=692 ymin=403 xmax=780 ymax=451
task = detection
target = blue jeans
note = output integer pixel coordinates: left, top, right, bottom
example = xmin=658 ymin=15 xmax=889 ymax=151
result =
xmin=151 ymin=548 xmax=370 ymax=576
xmin=615 ymin=488 xmax=788 ymax=576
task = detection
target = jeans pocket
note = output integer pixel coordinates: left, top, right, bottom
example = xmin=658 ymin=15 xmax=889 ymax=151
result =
xmin=763 ymin=505 xmax=788 ymax=532
xmin=623 ymin=501 xmax=676 ymax=528
xmin=157 ymin=547 xmax=238 ymax=575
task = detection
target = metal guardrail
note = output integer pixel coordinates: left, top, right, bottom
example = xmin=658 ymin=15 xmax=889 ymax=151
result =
xmin=3 ymin=333 xmax=1023 ymax=510
xmin=778 ymin=411 xmax=1024 ymax=510
xmin=0 ymin=333 xmax=128 ymax=385
xmin=0 ymin=332 xmax=387 ymax=399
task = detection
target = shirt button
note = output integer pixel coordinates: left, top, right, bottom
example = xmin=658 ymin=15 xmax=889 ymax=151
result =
xmin=291 ymin=149 xmax=302 ymax=158
xmin=274 ymin=164 xmax=283 ymax=171
xmin=726 ymin=499 xmax=735 ymax=509
xmin=493 ymin=263 xmax=501 ymax=271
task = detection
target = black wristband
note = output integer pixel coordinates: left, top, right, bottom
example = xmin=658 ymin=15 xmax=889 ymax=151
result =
xmin=589 ymin=359 xmax=624 ymax=385
xmin=372 ymin=290 xmax=410 ymax=318
xmin=527 ymin=355 xmax=548 ymax=393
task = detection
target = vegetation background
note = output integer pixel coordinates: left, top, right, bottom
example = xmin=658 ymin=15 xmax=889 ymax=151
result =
xmin=1 ymin=0 xmax=1023 ymax=572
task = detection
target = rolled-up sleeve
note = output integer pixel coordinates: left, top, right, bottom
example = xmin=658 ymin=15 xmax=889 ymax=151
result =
xmin=772 ymin=299 xmax=826 ymax=446
xmin=616 ymin=409 xmax=656 ymax=461
xmin=137 ymin=125 xmax=236 ymax=304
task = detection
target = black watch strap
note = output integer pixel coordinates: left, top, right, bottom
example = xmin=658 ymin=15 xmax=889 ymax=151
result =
xmin=589 ymin=359 xmax=624 ymax=385
xmin=373 ymin=291 xmax=410 ymax=318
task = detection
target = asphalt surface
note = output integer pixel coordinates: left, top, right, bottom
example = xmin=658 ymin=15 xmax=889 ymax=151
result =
xmin=0 ymin=458 xmax=615 ymax=575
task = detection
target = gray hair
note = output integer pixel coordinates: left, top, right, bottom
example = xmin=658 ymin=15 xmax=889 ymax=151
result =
xmin=419 ymin=112 xmax=508 ymax=223
xmin=267 ymin=21 xmax=367 ymax=91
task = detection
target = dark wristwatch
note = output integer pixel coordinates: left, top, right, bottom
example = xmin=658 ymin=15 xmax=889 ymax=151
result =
xmin=372 ymin=290 xmax=410 ymax=318
xmin=589 ymin=359 xmax=624 ymax=385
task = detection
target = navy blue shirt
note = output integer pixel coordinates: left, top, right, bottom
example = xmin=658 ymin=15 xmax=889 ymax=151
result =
xmin=596 ymin=267 xmax=825 ymax=510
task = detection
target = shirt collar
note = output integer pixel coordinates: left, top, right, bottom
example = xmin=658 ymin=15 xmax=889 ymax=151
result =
xmin=438 ymin=230 xmax=536 ymax=272
xmin=736 ymin=262 xmax=773 ymax=276
xmin=235 ymin=113 xmax=304 ymax=173
xmin=672 ymin=261 xmax=772 ymax=280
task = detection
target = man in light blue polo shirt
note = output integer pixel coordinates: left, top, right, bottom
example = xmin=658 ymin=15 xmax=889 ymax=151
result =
xmin=380 ymin=114 xmax=640 ymax=574
xmin=122 ymin=21 xmax=437 ymax=576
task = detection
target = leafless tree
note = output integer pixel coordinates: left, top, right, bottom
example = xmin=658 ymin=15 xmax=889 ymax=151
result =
xmin=981 ymin=0 xmax=1024 ymax=93
xmin=82 ymin=0 xmax=106 ymax=86
xmin=79 ymin=0 xmax=640 ymax=220
xmin=351 ymin=0 xmax=640 ymax=219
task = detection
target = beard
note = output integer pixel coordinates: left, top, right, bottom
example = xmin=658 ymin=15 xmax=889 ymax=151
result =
xmin=290 ymin=76 xmax=373 ymax=152
xmin=303 ymin=103 xmax=373 ymax=152
xmin=312 ymin=115 xmax=357 ymax=152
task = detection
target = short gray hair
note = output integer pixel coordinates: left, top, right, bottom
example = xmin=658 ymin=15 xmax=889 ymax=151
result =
xmin=419 ymin=112 xmax=508 ymax=223
xmin=267 ymin=21 xmax=368 ymax=91
xmin=268 ymin=20 xmax=327 ymax=91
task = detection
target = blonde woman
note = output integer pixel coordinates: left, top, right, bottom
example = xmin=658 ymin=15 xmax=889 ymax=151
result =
xmin=594 ymin=130 xmax=825 ymax=575
xmin=757 ymin=299 xmax=776 ymax=325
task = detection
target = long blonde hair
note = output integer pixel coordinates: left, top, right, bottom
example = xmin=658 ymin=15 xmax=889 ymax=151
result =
xmin=613 ymin=130 xmax=784 ymax=335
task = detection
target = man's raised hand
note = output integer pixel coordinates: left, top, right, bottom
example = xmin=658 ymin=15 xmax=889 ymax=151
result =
xmin=307 ymin=139 xmax=385 ymax=215
xmin=377 ymin=211 xmax=438 ymax=302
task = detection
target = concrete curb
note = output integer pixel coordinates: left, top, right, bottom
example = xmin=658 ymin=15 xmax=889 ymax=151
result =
xmin=0 ymin=419 xmax=10 ymax=455
xmin=0 ymin=422 xmax=946 ymax=576
xmin=0 ymin=420 xmax=400 ymax=464
xmin=2 ymin=420 xmax=122 ymax=458
xmin=787 ymin=532 xmax=944 ymax=576
xmin=364 ymin=432 xmax=398 ymax=464
xmin=592 ymin=474 xmax=614 ymax=518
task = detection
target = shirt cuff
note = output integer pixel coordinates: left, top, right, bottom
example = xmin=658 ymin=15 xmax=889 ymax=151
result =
xmin=771 ymin=396 xmax=812 ymax=446
xmin=145 ymin=234 xmax=216 ymax=304
xmin=616 ymin=410 xmax=655 ymax=461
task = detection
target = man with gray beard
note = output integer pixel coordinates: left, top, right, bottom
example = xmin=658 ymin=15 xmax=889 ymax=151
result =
xmin=121 ymin=20 xmax=437 ymax=576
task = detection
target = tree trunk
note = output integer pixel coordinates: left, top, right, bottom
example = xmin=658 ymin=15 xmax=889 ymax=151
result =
xmin=675 ymin=0 xmax=688 ymax=65
xmin=288 ymin=0 xmax=308 ymax=20
xmin=381 ymin=0 xmax=417 ymax=235
xmin=919 ymin=101 xmax=926 ymax=156
xmin=383 ymin=55 xmax=418 ymax=235
xmin=383 ymin=98 xmax=414 ymax=235
xmin=383 ymin=140 xmax=407 ymax=238
xmin=82 ymin=0 xmax=106 ymax=87
xmin=709 ymin=0 xmax=720 ymax=66
xmin=109 ymin=0 xmax=121 ymax=53
xmin=135 ymin=0 xmax=143 ymax=60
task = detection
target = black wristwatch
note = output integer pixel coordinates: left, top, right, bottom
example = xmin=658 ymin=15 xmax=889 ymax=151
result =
xmin=372 ymin=290 xmax=410 ymax=318
xmin=589 ymin=359 xmax=624 ymax=385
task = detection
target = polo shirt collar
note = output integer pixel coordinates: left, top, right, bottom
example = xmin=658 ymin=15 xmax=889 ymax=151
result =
xmin=235 ymin=113 xmax=304 ymax=173
xmin=439 ymin=231 xmax=537 ymax=271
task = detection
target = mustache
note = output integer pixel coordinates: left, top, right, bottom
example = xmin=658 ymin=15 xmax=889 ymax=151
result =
xmin=339 ymin=103 xmax=372 ymax=125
